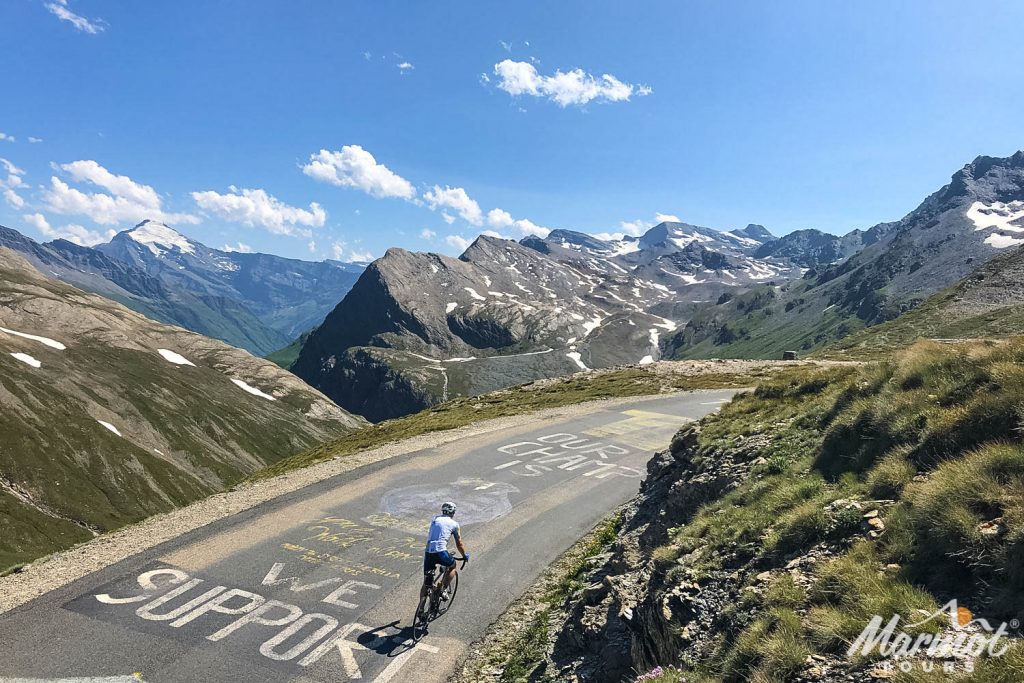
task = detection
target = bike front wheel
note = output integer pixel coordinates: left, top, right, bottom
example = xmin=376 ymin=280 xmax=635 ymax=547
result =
xmin=412 ymin=603 xmax=429 ymax=642
xmin=435 ymin=571 xmax=459 ymax=617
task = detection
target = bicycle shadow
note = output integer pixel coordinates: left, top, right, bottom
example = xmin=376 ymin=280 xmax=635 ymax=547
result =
xmin=356 ymin=619 xmax=418 ymax=658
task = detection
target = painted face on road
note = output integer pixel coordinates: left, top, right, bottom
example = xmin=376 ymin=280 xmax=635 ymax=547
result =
xmin=380 ymin=478 xmax=518 ymax=526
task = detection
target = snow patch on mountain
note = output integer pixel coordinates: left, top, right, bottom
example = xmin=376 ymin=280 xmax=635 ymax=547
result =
xmin=10 ymin=352 xmax=41 ymax=368
xmin=984 ymin=233 xmax=1024 ymax=249
xmin=967 ymin=201 xmax=1024 ymax=233
xmin=157 ymin=348 xmax=195 ymax=366
xmin=97 ymin=420 xmax=123 ymax=437
xmin=127 ymin=221 xmax=196 ymax=257
xmin=0 ymin=326 xmax=67 ymax=350
xmin=230 ymin=378 xmax=276 ymax=401
xmin=566 ymin=351 xmax=588 ymax=370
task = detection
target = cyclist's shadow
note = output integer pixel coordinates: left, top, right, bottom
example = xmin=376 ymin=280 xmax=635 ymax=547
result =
xmin=357 ymin=620 xmax=419 ymax=658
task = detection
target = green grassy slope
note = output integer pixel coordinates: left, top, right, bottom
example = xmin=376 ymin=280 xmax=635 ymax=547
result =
xmin=0 ymin=248 xmax=362 ymax=571
xmin=636 ymin=339 xmax=1024 ymax=681
xmin=266 ymin=328 xmax=314 ymax=369
xmin=823 ymin=245 xmax=1024 ymax=358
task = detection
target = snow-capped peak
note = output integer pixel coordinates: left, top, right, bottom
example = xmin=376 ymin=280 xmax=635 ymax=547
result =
xmin=127 ymin=220 xmax=196 ymax=257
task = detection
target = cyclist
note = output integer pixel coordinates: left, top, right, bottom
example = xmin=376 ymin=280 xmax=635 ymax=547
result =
xmin=419 ymin=501 xmax=469 ymax=610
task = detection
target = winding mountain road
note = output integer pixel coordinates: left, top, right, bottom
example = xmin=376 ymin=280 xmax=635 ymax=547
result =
xmin=0 ymin=391 xmax=735 ymax=683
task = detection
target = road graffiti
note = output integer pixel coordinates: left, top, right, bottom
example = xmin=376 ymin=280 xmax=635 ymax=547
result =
xmin=379 ymin=477 xmax=518 ymax=525
xmin=262 ymin=563 xmax=380 ymax=610
xmin=494 ymin=432 xmax=643 ymax=479
xmin=81 ymin=566 xmax=438 ymax=681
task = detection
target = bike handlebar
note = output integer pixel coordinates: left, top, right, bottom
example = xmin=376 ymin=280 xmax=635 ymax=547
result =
xmin=454 ymin=555 xmax=469 ymax=569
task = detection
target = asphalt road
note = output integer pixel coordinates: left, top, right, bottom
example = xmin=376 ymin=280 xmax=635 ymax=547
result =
xmin=0 ymin=390 xmax=735 ymax=683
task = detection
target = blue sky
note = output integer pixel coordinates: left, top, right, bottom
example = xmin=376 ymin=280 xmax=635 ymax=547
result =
xmin=1 ymin=1 xmax=1023 ymax=261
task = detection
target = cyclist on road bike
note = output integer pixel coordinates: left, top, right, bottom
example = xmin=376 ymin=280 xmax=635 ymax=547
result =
xmin=419 ymin=501 xmax=469 ymax=610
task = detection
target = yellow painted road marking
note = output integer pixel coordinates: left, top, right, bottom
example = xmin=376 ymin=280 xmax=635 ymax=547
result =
xmin=583 ymin=410 xmax=693 ymax=451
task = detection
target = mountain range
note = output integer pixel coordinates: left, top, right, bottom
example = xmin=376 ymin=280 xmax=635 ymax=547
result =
xmin=288 ymin=151 xmax=1024 ymax=421
xmin=3 ymin=152 xmax=1022 ymax=425
xmin=0 ymin=247 xmax=364 ymax=568
xmin=666 ymin=151 xmax=1024 ymax=359
xmin=289 ymin=219 xmax=846 ymax=420
xmin=0 ymin=220 xmax=364 ymax=355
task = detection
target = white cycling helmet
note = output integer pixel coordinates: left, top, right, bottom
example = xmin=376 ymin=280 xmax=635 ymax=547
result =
xmin=441 ymin=501 xmax=457 ymax=516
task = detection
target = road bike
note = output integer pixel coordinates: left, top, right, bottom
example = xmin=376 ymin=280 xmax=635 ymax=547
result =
xmin=412 ymin=554 xmax=468 ymax=642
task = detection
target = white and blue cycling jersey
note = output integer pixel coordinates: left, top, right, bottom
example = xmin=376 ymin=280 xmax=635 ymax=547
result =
xmin=425 ymin=514 xmax=460 ymax=553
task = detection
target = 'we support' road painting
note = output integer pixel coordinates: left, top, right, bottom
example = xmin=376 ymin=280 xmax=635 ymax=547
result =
xmin=60 ymin=415 xmax=677 ymax=680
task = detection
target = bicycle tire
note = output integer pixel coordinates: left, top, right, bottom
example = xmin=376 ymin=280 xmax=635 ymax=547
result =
xmin=435 ymin=571 xmax=459 ymax=617
xmin=412 ymin=603 xmax=429 ymax=642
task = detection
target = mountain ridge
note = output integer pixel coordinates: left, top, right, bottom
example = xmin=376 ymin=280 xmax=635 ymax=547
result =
xmin=667 ymin=149 xmax=1024 ymax=359
xmin=0 ymin=246 xmax=364 ymax=569
xmin=0 ymin=221 xmax=363 ymax=355
xmin=291 ymin=220 xmax=835 ymax=420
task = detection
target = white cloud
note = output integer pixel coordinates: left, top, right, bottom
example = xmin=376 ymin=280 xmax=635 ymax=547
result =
xmin=1 ymin=158 xmax=27 ymax=208
xmin=3 ymin=189 xmax=24 ymax=208
xmin=445 ymin=235 xmax=472 ymax=251
xmin=45 ymin=0 xmax=105 ymax=34
xmin=0 ymin=133 xmax=14 ymax=143
xmin=441 ymin=212 xmax=456 ymax=225
xmin=222 ymin=242 xmax=253 ymax=253
xmin=307 ymin=239 xmax=316 ymax=254
xmin=486 ymin=207 xmax=549 ymax=237
xmin=492 ymin=59 xmax=650 ymax=107
xmin=328 ymin=240 xmax=370 ymax=262
xmin=1 ymin=157 xmax=26 ymax=186
xmin=43 ymin=160 xmax=199 ymax=226
xmin=4 ymin=189 xmax=25 ymax=209
xmin=618 ymin=219 xmax=651 ymax=237
xmin=397 ymin=62 xmax=414 ymax=72
xmin=192 ymin=186 xmax=326 ymax=236
xmin=23 ymin=212 xmax=50 ymax=232
xmin=362 ymin=51 xmax=372 ymax=61
xmin=48 ymin=159 xmax=198 ymax=224
xmin=593 ymin=214 xmax=677 ymax=241
xmin=61 ymin=160 xmax=161 ymax=208
xmin=420 ymin=228 xmax=436 ymax=239
xmin=23 ymin=212 xmax=112 ymax=246
xmin=423 ymin=185 xmax=483 ymax=225
xmin=513 ymin=218 xmax=549 ymax=237
xmin=331 ymin=240 xmax=346 ymax=260
xmin=28 ymin=137 xmax=43 ymax=144
xmin=303 ymin=145 xmax=415 ymax=200
xmin=43 ymin=176 xmax=199 ymax=227
xmin=500 ymin=40 xmax=512 ymax=52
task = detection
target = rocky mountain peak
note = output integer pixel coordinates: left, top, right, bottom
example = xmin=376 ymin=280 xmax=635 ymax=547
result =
xmin=937 ymin=149 xmax=1024 ymax=207
xmin=739 ymin=223 xmax=775 ymax=241
xmin=120 ymin=220 xmax=196 ymax=257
